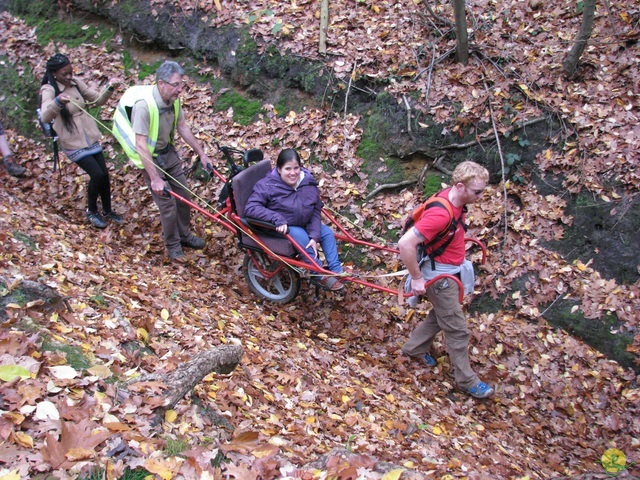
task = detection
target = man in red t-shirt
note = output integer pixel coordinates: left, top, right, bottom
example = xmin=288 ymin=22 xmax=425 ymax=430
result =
xmin=398 ymin=161 xmax=493 ymax=399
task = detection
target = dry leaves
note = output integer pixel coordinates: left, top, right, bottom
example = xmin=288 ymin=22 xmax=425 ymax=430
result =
xmin=0 ymin=3 xmax=639 ymax=480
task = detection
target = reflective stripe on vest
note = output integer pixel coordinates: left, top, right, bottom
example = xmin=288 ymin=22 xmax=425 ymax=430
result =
xmin=112 ymin=85 xmax=179 ymax=169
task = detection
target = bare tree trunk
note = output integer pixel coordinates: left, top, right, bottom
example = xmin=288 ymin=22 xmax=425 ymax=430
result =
xmin=563 ymin=0 xmax=597 ymax=78
xmin=453 ymin=0 xmax=469 ymax=64
xmin=319 ymin=0 xmax=329 ymax=54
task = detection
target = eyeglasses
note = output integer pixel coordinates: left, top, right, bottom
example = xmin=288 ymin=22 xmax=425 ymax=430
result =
xmin=162 ymin=79 xmax=185 ymax=88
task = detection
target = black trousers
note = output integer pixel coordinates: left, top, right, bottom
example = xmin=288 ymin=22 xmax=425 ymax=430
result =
xmin=75 ymin=152 xmax=112 ymax=214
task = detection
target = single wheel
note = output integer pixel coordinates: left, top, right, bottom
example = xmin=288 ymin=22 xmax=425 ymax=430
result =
xmin=243 ymin=252 xmax=301 ymax=303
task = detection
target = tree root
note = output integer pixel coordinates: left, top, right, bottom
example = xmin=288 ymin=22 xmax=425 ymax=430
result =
xmin=364 ymin=156 xmax=450 ymax=201
xmin=365 ymin=180 xmax=417 ymax=201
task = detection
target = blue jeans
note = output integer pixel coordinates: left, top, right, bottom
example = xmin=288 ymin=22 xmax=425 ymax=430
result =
xmin=288 ymin=224 xmax=343 ymax=273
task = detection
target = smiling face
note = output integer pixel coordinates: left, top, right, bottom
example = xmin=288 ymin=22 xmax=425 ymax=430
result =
xmin=278 ymin=159 xmax=301 ymax=187
xmin=53 ymin=64 xmax=73 ymax=88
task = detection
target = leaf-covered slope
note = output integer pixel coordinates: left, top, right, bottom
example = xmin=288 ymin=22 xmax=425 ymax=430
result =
xmin=1 ymin=164 xmax=639 ymax=476
xmin=1 ymin=5 xmax=640 ymax=479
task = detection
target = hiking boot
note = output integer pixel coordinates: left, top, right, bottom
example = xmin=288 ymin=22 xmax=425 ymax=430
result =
xmin=103 ymin=211 xmax=124 ymax=224
xmin=464 ymin=381 xmax=494 ymax=399
xmin=169 ymin=250 xmax=186 ymax=263
xmin=5 ymin=161 xmax=26 ymax=177
xmin=180 ymin=235 xmax=205 ymax=249
xmin=422 ymin=354 xmax=437 ymax=367
xmin=86 ymin=211 xmax=107 ymax=229
xmin=315 ymin=276 xmax=345 ymax=292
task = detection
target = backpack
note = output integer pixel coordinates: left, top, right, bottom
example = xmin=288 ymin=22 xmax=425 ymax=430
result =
xmin=37 ymin=105 xmax=60 ymax=173
xmin=400 ymin=190 xmax=466 ymax=269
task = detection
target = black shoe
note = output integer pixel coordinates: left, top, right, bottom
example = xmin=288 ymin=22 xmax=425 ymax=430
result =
xmin=169 ymin=250 xmax=186 ymax=263
xmin=103 ymin=211 xmax=124 ymax=224
xmin=86 ymin=211 xmax=107 ymax=229
xmin=5 ymin=161 xmax=26 ymax=177
xmin=181 ymin=235 xmax=205 ymax=249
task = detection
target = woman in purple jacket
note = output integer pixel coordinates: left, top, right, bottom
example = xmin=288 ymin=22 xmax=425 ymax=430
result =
xmin=244 ymin=148 xmax=345 ymax=291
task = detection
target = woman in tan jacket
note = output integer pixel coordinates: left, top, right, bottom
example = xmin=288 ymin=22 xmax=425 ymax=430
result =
xmin=39 ymin=53 xmax=123 ymax=229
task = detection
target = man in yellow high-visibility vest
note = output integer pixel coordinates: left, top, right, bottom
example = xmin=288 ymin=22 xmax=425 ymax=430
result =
xmin=113 ymin=61 xmax=213 ymax=261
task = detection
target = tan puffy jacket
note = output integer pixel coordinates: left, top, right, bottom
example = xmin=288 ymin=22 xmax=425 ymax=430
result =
xmin=39 ymin=78 xmax=112 ymax=151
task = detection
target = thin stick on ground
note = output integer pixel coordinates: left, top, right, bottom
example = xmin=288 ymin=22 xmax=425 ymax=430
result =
xmin=483 ymin=77 xmax=509 ymax=250
xmin=344 ymin=60 xmax=358 ymax=117
xmin=403 ymin=95 xmax=413 ymax=140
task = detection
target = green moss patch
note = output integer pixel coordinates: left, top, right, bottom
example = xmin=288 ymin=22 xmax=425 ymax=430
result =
xmin=213 ymin=90 xmax=263 ymax=125
xmin=9 ymin=1 xmax=115 ymax=49
xmin=41 ymin=337 xmax=93 ymax=370
xmin=0 ymin=56 xmax=40 ymax=136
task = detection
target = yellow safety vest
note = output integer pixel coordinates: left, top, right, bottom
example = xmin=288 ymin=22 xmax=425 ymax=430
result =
xmin=112 ymin=85 xmax=180 ymax=169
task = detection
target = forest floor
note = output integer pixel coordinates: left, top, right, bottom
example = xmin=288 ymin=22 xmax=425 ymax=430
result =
xmin=1 ymin=2 xmax=640 ymax=479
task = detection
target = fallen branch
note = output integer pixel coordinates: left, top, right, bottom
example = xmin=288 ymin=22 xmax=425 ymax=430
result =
xmin=127 ymin=344 xmax=244 ymax=411
xmin=540 ymin=293 xmax=565 ymax=318
xmin=394 ymin=153 xmax=452 ymax=177
xmin=421 ymin=0 xmax=453 ymax=28
xmin=419 ymin=44 xmax=437 ymax=103
xmin=484 ymin=77 xmax=509 ymax=250
xmin=365 ymin=154 xmax=453 ymax=200
xmin=414 ymin=46 xmax=456 ymax=79
xmin=602 ymin=0 xmax=615 ymax=31
xmin=319 ymin=0 xmax=329 ymax=54
xmin=417 ymin=156 xmax=446 ymax=185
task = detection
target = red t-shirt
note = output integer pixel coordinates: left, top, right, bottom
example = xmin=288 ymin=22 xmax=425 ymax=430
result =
xmin=413 ymin=188 xmax=465 ymax=266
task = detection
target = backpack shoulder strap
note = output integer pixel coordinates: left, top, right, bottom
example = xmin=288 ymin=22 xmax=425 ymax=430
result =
xmin=414 ymin=190 xmax=465 ymax=269
xmin=411 ymin=190 xmax=454 ymax=227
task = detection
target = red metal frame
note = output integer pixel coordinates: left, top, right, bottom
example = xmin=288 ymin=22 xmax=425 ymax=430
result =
xmin=165 ymin=164 xmax=487 ymax=304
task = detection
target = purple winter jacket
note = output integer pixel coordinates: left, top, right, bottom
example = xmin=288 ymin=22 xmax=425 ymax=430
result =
xmin=244 ymin=167 xmax=323 ymax=241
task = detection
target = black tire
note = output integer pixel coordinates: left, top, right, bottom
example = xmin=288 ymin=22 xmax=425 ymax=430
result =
xmin=243 ymin=252 xmax=301 ymax=303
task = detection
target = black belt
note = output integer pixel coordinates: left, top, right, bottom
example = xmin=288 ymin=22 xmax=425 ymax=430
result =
xmin=155 ymin=144 xmax=172 ymax=156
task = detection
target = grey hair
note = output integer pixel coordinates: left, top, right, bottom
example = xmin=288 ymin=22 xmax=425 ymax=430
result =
xmin=156 ymin=61 xmax=184 ymax=82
